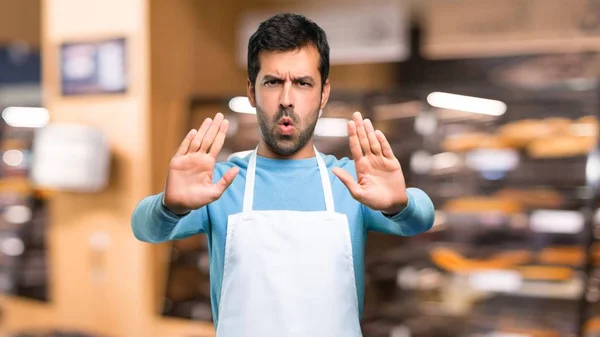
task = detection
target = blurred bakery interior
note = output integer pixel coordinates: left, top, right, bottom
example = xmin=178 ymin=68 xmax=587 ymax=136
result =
xmin=2 ymin=0 xmax=600 ymax=336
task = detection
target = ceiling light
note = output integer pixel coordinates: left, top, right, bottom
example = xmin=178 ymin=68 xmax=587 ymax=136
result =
xmin=3 ymin=150 xmax=24 ymax=167
xmin=228 ymin=97 xmax=256 ymax=114
xmin=2 ymin=107 xmax=50 ymax=128
xmin=427 ymin=92 xmax=507 ymax=116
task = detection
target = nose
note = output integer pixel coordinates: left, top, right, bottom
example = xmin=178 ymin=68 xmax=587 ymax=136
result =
xmin=279 ymin=80 xmax=293 ymax=109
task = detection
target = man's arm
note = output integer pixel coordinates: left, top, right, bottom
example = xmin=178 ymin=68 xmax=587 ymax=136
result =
xmin=131 ymin=192 xmax=209 ymax=243
xmin=132 ymin=113 xmax=237 ymax=243
xmin=363 ymin=187 xmax=435 ymax=236
xmin=331 ymin=112 xmax=435 ymax=235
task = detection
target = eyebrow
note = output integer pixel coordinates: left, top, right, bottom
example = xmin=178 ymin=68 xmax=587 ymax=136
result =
xmin=262 ymin=75 xmax=315 ymax=84
xmin=262 ymin=75 xmax=282 ymax=82
xmin=293 ymin=76 xmax=315 ymax=84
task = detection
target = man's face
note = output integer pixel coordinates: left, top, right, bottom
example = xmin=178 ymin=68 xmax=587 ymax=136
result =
xmin=248 ymin=46 xmax=330 ymax=156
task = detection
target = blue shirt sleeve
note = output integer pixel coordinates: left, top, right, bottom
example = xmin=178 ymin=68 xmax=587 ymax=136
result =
xmin=362 ymin=187 xmax=435 ymax=236
xmin=131 ymin=191 xmax=210 ymax=243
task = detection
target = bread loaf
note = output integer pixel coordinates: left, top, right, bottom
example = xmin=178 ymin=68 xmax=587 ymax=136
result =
xmin=527 ymin=135 xmax=595 ymax=158
xmin=443 ymin=196 xmax=523 ymax=214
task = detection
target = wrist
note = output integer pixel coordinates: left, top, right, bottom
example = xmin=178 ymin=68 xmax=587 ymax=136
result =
xmin=161 ymin=195 xmax=191 ymax=216
xmin=381 ymin=202 xmax=407 ymax=216
xmin=381 ymin=194 xmax=409 ymax=215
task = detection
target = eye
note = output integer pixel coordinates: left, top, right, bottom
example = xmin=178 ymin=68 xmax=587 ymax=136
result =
xmin=264 ymin=80 xmax=281 ymax=87
xmin=297 ymin=81 xmax=312 ymax=87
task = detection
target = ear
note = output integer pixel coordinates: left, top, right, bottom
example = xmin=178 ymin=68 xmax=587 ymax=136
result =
xmin=247 ymin=78 xmax=256 ymax=108
xmin=320 ymin=79 xmax=330 ymax=110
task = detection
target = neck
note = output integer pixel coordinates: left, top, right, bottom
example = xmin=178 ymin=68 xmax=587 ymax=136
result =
xmin=257 ymin=139 xmax=316 ymax=159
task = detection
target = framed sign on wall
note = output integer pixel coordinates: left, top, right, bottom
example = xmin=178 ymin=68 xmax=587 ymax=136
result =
xmin=59 ymin=37 xmax=128 ymax=96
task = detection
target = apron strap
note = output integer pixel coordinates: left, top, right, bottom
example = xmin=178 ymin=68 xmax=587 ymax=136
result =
xmin=243 ymin=145 xmax=335 ymax=212
xmin=315 ymin=147 xmax=335 ymax=212
xmin=242 ymin=147 xmax=258 ymax=213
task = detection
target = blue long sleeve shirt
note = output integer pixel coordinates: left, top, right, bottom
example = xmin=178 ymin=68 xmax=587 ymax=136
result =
xmin=131 ymin=152 xmax=435 ymax=327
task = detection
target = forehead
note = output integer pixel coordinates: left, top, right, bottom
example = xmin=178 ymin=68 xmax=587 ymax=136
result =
xmin=257 ymin=46 xmax=321 ymax=79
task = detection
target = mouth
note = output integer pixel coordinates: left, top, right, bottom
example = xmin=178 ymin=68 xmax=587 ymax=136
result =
xmin=277 ymin=117 xmax=295 ymax=135
xmin=278 ymin=117 xmax=294 ymax=127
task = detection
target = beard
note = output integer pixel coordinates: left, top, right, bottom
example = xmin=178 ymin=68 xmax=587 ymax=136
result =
xmin=256 ymin=105 xmax=319 ymax=156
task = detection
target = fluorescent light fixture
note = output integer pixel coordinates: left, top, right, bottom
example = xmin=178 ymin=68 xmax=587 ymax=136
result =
xmin=3 ymin=205 xmax=32 ymax=224
xmin=410 ymin=150 xmax=432 ymax=174
xmin=587 ymin=150 xmax=600 ymax=187
xmin=432 ymin=152 xmax=461 ymax=171
xmin=469 ymin=269 xmax=522 ymax=292
xmin=228 ymin=96 xmax=256 ymax=114
xmin=466 ymin=149 xmax=519 ymax=172
xmin=0 ymin=237 xmax=24 ymax=257
xmin=530 ymin=210 xmax=584 ymax=234
xmin=2 ymin=107 xmax=50 ymax=128
xmin=485 ymin=333 xmax=531 ymax=337
xmin=314 ymin=118 xmax=349 ymax=137
xmin=427 ymin=92 xmax=507 ymax=116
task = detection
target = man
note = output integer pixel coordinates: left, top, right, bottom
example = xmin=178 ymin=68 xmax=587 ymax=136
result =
xmin=132 ymin=13 xmax=434 ymax=337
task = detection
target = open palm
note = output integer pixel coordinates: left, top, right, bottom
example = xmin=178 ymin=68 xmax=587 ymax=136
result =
xmin=163 ymin=113 xmax=239 ymax=215
xmin=332 ymin=112 xmax=408 ymax=213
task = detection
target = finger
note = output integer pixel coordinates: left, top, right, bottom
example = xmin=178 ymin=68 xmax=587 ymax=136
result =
xmin=214 ymin=166 xmax=239 ymax=196
xmin=200 ymin=113 xmax=224 ymax=153
xmin=348 ymin=120 xmax=363 ymax=159
xmin=364 ymin=119 xmax=382 ymax=155
xmin=353 ymin=112 xmax=371 ymax=154
xmin=189 ymin=117 xmax=212 ymax=152
xmin=209 ymin=119 xmax=230 ymax=158
xmin=177 ymin=129 xmax=197 ymax=156
xmin=375 ymin=130 xmax=394 ymax=159
xmin=332 ymin=167 xmax=363 ymax=200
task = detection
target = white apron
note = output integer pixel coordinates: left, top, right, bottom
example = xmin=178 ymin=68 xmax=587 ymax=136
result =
xmin=215 ymin=147 xmax=363 ymax=337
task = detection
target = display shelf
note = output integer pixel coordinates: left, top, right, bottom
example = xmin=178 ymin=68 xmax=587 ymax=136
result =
xmin=173 ymin=74 xmax=598 ymax=335
xmin=0 ymin=128 xmax=50 ymax=302
xmin=161 ymin=236 xmax=212 ymax=322
xmin=361 ymin=76 xmax=600 ymax=337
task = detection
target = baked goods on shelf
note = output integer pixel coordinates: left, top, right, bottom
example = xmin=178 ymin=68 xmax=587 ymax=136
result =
xmin=515 ymin=266 xmax=574 ymax=281
xmin=497 ymin=118 xmax=569 ymax=148
xmin=494 ymin=188 xmax=564 ymax=209
xmin=538 ymin=246 xmax=584 ymax=266
xmin=442 ymin=116 xmax=598 ymax=159
xmin=442 ymin=132 xmax=510 ymax=152
xmin=443 ymin=196 xmax=523 ymax=214
xmin=527 ymin=134 xmax=596 ymax=158
xmin=431 ymin=247 xmax=533 ymax=273
xmin=572 ymin=115 xmax=599 ymax=136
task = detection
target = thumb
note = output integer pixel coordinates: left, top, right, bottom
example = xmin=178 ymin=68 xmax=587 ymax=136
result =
xmin=332 ymin=167 xmax=363 ymax=200
xmin=215 ymin=166 xmax=240 ymax=196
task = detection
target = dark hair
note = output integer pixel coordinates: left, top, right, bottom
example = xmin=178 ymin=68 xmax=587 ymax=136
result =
xmin=247 ymin=13 xmax=330 ymax=88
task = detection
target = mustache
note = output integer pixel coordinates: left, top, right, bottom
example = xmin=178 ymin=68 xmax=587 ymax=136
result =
xmin=274 ymin=107 xmax=299 ymax=124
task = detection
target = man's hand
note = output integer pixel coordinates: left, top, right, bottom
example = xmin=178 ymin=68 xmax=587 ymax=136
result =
xmin=332 ymin=112 xmax=408 ymax=214
xmin=163 ymin=113 xmax=239 ymax=215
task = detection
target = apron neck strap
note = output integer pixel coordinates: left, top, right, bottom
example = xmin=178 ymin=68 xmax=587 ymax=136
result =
xmin=243 ymin=145 xmax=335 ymax=212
